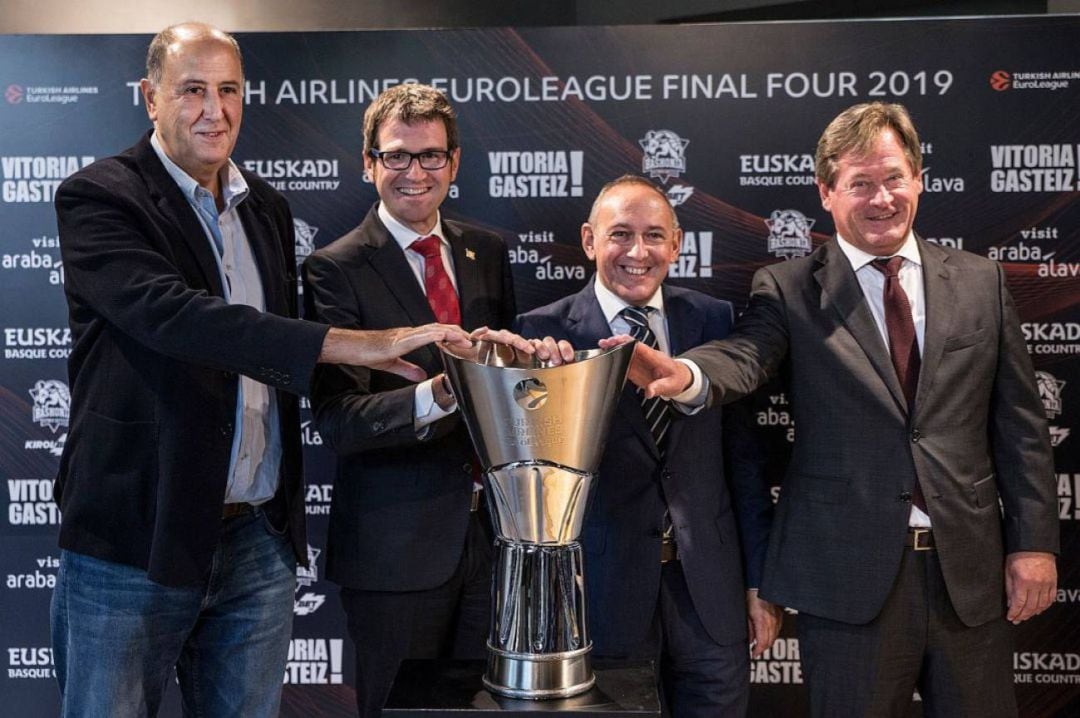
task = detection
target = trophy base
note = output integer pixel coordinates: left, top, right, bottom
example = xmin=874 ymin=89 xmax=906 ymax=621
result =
xmin=483 ymin=645 xmax=596 ymax=699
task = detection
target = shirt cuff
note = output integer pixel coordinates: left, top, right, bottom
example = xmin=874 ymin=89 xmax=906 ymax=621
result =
xmin=671 ymin=359 xmax=708 ymax=414
xmin=414 ymin=378 xmax=457 ymax=433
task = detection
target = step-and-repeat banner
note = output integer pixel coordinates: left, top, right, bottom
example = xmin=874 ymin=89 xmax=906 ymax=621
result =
xmin=2 ymin=16 xmax=1078 ymax=716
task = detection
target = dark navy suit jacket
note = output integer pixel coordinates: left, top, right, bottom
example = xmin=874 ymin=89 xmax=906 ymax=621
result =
xmin=516 ymin=279 xmax=772 ymax=652
xmin=303 ymin=205 xmax=516 ymax=591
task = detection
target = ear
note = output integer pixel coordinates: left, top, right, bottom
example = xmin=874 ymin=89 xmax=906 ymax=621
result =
xmin=667 ymin=227 xmax=683 ymax=262
xmin=817 ymin=179 xmax=832 ymax=211
xmin=448 ymin=146 xmax=462 ymax=182
xmin=581 ymin=223 xmax=597 ymax=260
xmin=140 ymin=79 xmax=157 ymax=122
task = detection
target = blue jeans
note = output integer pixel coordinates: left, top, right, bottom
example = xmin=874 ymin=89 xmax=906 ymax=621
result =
xmin=51 ymin=509 xmax=296 ymax=717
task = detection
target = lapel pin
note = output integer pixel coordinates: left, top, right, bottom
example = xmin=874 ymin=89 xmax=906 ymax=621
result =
xmin=465 ymin=248 xmax=476 ymax=261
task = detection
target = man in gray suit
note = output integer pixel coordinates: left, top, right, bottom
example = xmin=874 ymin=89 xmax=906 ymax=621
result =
xmin=612 ymin=102 xmax=1058 ymax=717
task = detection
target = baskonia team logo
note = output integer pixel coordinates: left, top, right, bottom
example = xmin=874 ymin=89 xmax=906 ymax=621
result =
xmin=1037 ymin=370 xmax=1065 ymax=420
xmin=29 ymin=379 xmax=70 ymax=433
xmin=640 ymin=130 xmax=689 ymax=184
xmin=765 ymin=209 xmax=814 ymax=259
xmin=293 ymin=217 xmax=318 ymax=293
xmin=294 ymin=218 xmax=318 ymax=269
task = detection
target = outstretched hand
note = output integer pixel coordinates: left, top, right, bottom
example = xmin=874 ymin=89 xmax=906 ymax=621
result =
xmin=599 ymin=335 xmax=693 ymax=398
xmin=320 ymin=324 xmax=472 ymax=382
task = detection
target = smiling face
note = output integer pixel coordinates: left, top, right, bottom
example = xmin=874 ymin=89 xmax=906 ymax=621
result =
xmin=141 ymin=35 xmax=243 ymax=195
xmin=365 ymin=117 xmax=460 ymax=235
xmin=818 ymin=129 xmax=922 ymax=257
xmin=582 ymin=182 xmax=682 ymax=306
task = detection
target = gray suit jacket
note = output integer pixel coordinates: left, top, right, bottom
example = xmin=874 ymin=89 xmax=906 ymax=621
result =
xmin=683 ymin=236 xmax=1058 ymax=627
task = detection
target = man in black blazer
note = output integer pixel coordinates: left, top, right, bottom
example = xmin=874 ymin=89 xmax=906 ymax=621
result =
xmin=619 ymin=103 xmax=1059 ymax=717
xmin=517 ymin=175 xmax=780 ymax=717
xmin=51 ymin=25 xmax=473 ymax=718
xmin=303 ymin=84 xmax=517 ymax=717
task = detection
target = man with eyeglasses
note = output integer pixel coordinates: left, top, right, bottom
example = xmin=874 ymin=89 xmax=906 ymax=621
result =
xmin=302 ymin=83 xmax=516 ymax=718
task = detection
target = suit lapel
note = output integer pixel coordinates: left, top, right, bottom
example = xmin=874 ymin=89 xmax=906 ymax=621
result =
xmin=239 ymin=195 xmax=288 ymax=315
xmin=362 ymin=208 xmax=441 ymax=366
xmin=814 ymin=239 xmax=908 ymax=414
xmin=135 ymin=135 xmax=225 ymax=296
xmin=565 ymin=280 xmax=660 ymax=459
xmin=445 ymin=220 xmax=482 ymax=329
xmin=912 ymin=236 xmax=955 ymax=418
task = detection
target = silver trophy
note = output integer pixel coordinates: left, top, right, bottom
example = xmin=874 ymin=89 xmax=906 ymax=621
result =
xmin=441 ymin=340 xmax=634 ymax=699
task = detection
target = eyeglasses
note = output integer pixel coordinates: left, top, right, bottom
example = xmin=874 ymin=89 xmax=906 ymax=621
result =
xmin=369 ymin=148 xmax=453 ymax=171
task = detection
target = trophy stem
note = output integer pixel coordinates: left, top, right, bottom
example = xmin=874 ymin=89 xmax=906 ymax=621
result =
xmin=483 ymin=538 xmax=595 ymax=699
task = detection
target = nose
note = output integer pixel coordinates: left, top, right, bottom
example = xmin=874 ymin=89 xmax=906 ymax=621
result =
xmin=626 ymin=236 xmax=648 ymax=259
xmin=202 ymin=89 xmax=223 ymax=120
xmin=870 ymin=182 xmax=894 ymax=206
xmin=405 ymin=158 xmax=427 ymax=179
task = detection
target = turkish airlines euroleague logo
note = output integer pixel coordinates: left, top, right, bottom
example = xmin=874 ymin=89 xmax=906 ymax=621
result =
xmin=990 ymin=71 xmax=1011 ymax=91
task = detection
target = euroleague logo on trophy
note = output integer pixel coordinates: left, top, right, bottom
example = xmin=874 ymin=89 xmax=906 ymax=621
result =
xmin=513 ymin=377 xmax=547 ymax=411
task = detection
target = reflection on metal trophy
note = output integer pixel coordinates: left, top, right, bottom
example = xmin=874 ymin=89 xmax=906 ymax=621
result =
xmin=441 ymin=340 xmax=633 ymax=699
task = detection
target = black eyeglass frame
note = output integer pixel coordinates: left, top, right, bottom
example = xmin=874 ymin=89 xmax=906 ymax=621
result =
xmin=368 ymin=148 xmax=454 ymax=171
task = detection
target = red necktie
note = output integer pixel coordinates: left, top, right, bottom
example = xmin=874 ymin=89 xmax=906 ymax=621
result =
xmin=409 ymin=235 xmax=460 ymax=325
xmin=872 ymin=256 xmax=926 ymax=513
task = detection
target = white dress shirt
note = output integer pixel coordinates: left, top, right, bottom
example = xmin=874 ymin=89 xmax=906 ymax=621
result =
xmin=376 ymin=202 xmax=458 ymax=430
xmin=835 ymin=232 xmax=930 ymax=528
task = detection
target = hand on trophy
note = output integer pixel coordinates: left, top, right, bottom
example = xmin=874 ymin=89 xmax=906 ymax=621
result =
xmin=469 ymin=328 xmax=575 ymax=366
xmin=599 ymin=335 xmax=693 ymax=399
xmin=320 ymin=324 xmax=473 ymax=382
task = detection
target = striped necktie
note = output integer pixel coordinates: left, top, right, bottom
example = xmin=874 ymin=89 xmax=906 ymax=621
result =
xmin=621 ymin=305 xmax=672 ymax=454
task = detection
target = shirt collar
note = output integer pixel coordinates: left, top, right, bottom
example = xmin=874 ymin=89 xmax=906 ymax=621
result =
xmin=592 ymin=276 xmax=665 ymax=326
xmin=378 ymin=201 xmax=447 ymax=252
xmin=835 ymin=231 xmax=921 ymax=272
xmin=150 ymin=131 xmax=249 ymax=212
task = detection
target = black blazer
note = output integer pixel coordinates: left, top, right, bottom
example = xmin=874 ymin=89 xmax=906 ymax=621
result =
xmin=684 ymin=236 xmax=1059 ymax=627
xmin=303 ymin=205 xmax=516 ymax=591
xmin=54 ymin=131 xmax=327 ymax=587
xmin=515 ymin=280 xmax=773 ymax=652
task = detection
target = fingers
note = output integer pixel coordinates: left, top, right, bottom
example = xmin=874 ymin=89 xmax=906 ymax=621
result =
xmin=746 ymin=591 xmax=783 ymax=658
xmin=1005 ymin=552 xmax=1057 ymax=624
xmin=529 ymin=336 xmax=576 ymax=365
xmin=469 ymin=326 xmax=536 ymax=354
xmin=400 ymin=323 xmax=470 ymax=351
xmin=598 ymin=334 xmax=634 ymax=349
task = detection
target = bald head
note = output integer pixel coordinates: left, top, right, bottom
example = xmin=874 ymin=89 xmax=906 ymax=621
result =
xmin=146 ymin=22 xmax=243 ymax=87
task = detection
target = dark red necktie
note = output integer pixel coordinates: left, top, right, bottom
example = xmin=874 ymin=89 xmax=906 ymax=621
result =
xmin=872 ymin=256 xmax=926 ymax=512
xmin=409 ymin=235 xmax=460 ymax=325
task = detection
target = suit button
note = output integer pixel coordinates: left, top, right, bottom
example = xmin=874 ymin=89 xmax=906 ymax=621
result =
xmin=661 ymin=470 xmax=672 ymax=480
xmin=898 ymin=491 xmax=912 ymax=503
xmin=911 ymin=429 xmax=921 ymax=442
xmin=462 ymin=463 xmax=472 ymax=474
